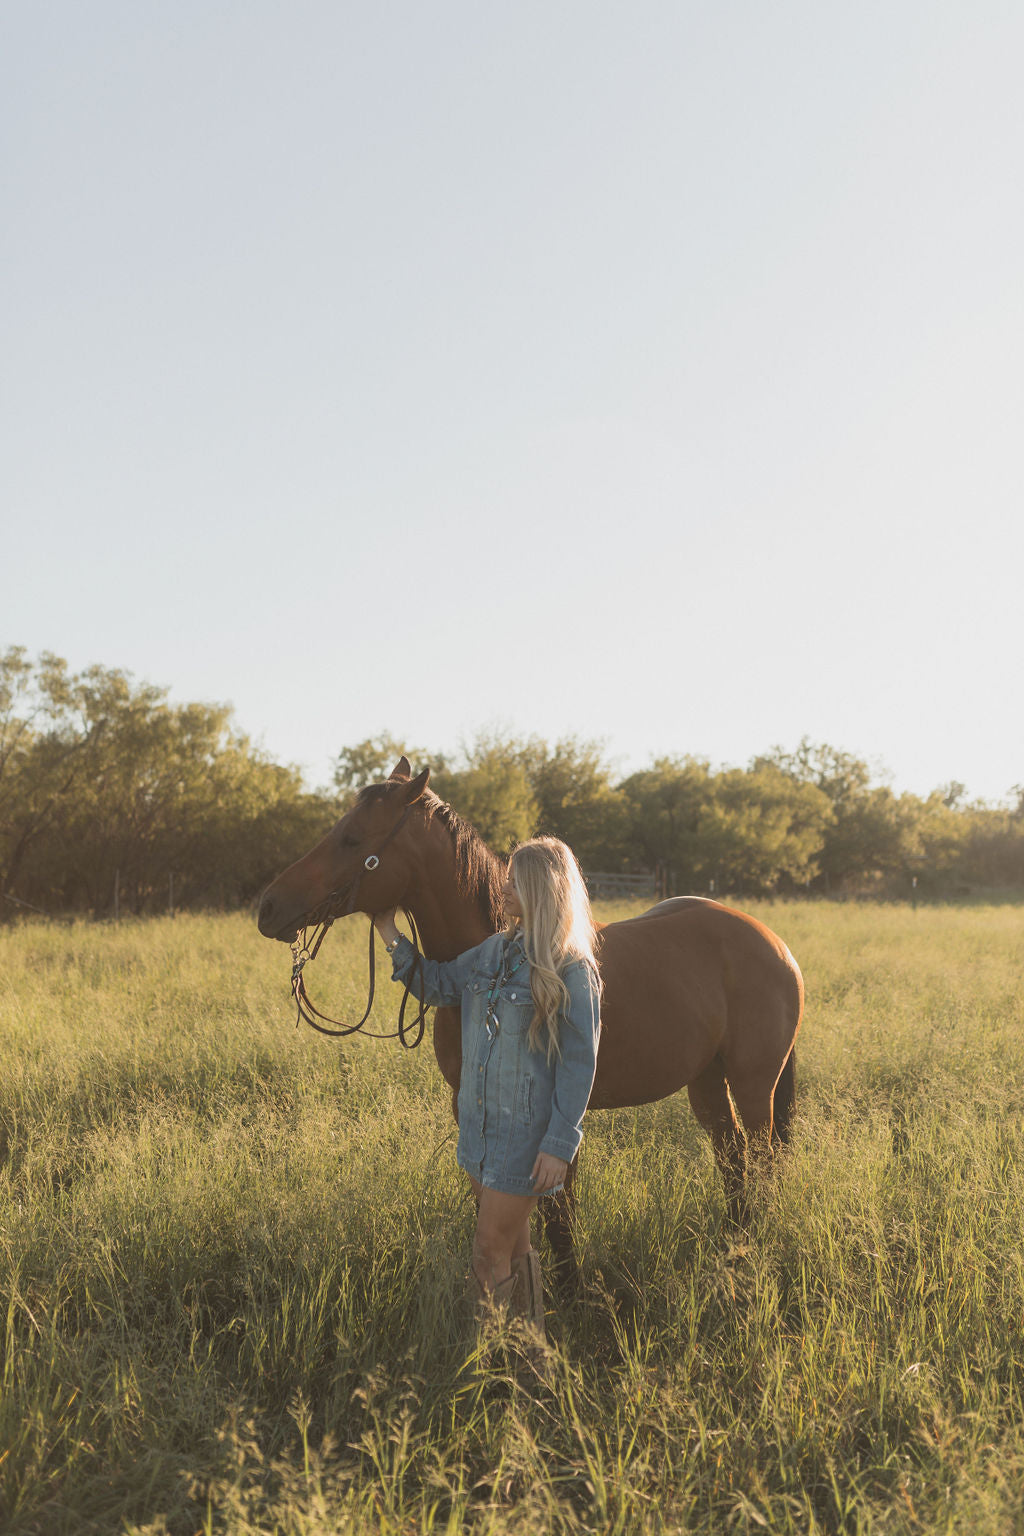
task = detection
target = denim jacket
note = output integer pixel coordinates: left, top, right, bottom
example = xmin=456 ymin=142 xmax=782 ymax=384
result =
xmin=390 ymin=930 xmax=601 ymax=1191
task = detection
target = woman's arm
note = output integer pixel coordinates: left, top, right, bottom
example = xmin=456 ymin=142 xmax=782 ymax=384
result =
xmin=373 ymin=909 xmax=403 ymax=949
xmin=373 ymin=908 xmax=493 ymax=1009
xmin=537 ymin=961 xmax=601 ymax=1163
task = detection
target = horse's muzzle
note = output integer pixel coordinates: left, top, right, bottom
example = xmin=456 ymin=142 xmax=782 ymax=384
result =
xmin=257 ymin=893 xmax=299 ymax=942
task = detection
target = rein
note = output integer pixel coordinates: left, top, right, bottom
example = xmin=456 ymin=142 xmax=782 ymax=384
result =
xmin=287 ymin=801 xmax=429 ymax=1049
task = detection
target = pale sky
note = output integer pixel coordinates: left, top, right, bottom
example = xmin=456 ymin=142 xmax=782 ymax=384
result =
xmin=4 ymin=3 xmax=1022 ymax=803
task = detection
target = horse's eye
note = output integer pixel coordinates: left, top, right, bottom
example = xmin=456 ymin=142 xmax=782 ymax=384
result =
xmin=340 ymin=832 xmax=360 ymax=849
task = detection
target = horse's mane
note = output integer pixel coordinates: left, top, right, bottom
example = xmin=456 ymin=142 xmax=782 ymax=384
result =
xmin=422 ymin=791 xmax=505 ymax=931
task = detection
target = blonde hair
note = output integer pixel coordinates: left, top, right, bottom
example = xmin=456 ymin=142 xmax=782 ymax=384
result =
xmin=505 ymin=836 xmax=601 ymax=1061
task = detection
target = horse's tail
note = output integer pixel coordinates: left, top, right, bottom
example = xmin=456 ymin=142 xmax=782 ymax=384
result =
xmin=771 ymin=1047 xmax=797 ymax=1147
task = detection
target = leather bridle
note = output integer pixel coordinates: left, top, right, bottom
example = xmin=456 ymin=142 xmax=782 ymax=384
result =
xmin=288 ymin=801 xmax=428 ymax=1048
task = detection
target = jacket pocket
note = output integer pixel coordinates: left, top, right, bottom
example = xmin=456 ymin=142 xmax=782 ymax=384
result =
xmin=519 ymin=1074 xmax=533 ymax=1125
xmin=497 ymin=982 xmax=534 ymax=1038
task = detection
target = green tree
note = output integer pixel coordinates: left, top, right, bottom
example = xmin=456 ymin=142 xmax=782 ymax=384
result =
xmin=903 ymin=792 xmax=968 ymax=888
xmin=619 ymin=757 xmax=716 ymax=888
xmin=518 ymin=735 xmax=628 ymax=869
xmin=958 ymin=805 xmax=1024 ymax=887
xmin=617 ymin=756 xmax=832 ymax=894
xmin=1 ymin=650 xmax=334 ymax=917
xmin=754 ymin=740 xmax=901 ymax=889
xmin=1 ymin=648 xmax=112 ymax=910
xmin=707 ymin=765 xmax=832 ymax=892
xmin=433 ymin=733 xmax=538 ymax=852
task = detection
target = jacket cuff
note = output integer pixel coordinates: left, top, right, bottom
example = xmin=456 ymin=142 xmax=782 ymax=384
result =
xmin=390 ymin=934 xmax=414 ymax=978
xmin=539 ymin=1131 xmax=581 ymax=1162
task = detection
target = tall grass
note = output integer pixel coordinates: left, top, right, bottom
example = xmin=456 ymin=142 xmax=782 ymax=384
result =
xmin=1 ymin=902 xmax=1023 ymax=1534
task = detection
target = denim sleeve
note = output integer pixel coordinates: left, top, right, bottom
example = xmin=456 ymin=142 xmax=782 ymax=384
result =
xmin=388 ymin=933 xmax=491 ymax=1009
xmin=538 ymin=960 xmax=601 ymax=1162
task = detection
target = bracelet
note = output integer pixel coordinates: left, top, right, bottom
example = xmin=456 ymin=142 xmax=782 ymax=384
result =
xmin=385 ymin=936 xmax=400 ymax=953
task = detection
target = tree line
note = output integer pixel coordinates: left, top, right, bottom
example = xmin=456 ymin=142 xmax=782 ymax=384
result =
xmin=3 ymin=647 xmax=1022 ymax=919
xmin=0 ymin=649 xmax=329 ymax=919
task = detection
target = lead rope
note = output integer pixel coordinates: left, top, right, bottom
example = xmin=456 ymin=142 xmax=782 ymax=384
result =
xmin=285 ymin=799 xmax=428 ymax=1047
xmin=289 ymin=906 xmax=429 ymax=1048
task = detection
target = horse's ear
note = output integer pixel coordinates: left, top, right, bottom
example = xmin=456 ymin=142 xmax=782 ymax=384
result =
xmin=388 ymin=756 xmax=412 ymax=781
xmin=403 ymin=767 xmax=430 ymax=803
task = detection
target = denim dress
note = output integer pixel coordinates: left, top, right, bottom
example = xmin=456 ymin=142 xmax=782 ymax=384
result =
xmin=390 ymin=930 xmax=601 ymax=1196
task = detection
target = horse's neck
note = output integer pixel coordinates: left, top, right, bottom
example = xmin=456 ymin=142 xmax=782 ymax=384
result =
xmin=404 ymin=830 xmax=496 ymax=962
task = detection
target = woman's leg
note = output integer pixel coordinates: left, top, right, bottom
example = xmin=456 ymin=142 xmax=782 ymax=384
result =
xmin=467 ymin=1176 xmax=537 ymax=1293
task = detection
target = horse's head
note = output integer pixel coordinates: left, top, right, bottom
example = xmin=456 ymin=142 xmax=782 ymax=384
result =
xmin=257 ymin=757 xmax=430 ymax=942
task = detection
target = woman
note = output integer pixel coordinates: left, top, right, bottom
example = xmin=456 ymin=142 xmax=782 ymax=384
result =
xmin=373 ymin=836 xmax=602 ymax=1343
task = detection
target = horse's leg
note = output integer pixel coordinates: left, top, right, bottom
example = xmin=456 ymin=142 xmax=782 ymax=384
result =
xmin=687 ymin=1055 xmax=747 ymax=1225
xmin=540 ymin=1153 xmax=581 ymax=1299
xmin=723 ymin=1061 xmax=784 ymax=1187
xmin=771 ymin=1047 xmax=797 ymax=1148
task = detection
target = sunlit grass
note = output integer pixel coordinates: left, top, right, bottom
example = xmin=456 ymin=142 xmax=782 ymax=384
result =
xmin=1 ymin=901 xmax=1023 ymax=1533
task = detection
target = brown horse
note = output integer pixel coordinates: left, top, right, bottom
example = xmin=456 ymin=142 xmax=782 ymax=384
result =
xmin=257 ymin=758 xmax=804 ymax=1287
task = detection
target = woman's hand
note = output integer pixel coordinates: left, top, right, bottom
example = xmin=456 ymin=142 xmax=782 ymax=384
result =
xmin=373 ymin=908 xmax=401 ymax=948
xmin=530 ymin=1152 xmax=568 ymax=1194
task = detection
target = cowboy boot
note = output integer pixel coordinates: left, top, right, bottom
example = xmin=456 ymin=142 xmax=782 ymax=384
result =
xmin=510 ymin=1249 xmax=550 ymax=1366
xmin=464 ymin=1268 xmax=518 ymax=1338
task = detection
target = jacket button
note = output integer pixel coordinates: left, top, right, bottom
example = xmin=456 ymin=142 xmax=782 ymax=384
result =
xmin=510 ymin=992 xmax=516 ymax=999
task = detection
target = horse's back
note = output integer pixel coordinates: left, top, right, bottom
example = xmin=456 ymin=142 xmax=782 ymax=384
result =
xmin=589 ymin=894 xmax=803 ymax=1110
xmin=602 ymin=894 xmax=801 ymax=984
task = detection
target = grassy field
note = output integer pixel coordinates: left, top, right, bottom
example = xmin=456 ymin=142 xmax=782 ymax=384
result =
xmin=1 ymin=899 xmax=1023 ymax=1535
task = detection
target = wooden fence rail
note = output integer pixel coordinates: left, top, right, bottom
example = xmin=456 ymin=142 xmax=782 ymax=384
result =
xmin=585 ymin=870 xmax=660 ymax=901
